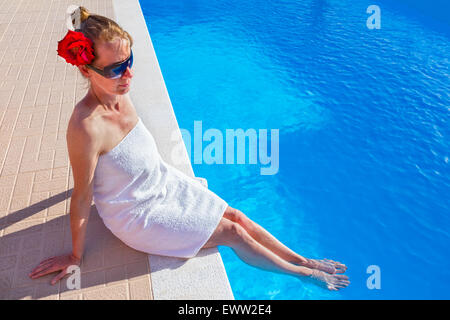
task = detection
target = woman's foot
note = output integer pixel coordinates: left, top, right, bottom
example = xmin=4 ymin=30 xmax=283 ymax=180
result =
xmin=308 ymin=269 xmax=350 ymax=291
xmin=306 ymin=258 xmax=347 ymax=274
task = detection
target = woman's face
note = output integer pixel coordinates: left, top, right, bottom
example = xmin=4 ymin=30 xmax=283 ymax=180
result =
xmin=80 ymin=37 xmax=133 ymax=95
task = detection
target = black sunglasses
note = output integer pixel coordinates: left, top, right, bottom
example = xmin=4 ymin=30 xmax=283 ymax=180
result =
xmin=86 ymin=49 xmax=133 ymax=79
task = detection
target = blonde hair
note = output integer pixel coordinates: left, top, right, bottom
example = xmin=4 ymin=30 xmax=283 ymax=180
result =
xmin=75 ymin=6 xmax=133 ymax=84
xmin=78 ymin=6 xmax=133 ymax=47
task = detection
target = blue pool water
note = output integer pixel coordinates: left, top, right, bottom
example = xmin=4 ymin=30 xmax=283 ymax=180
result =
xmin=140 ymin=0 xmax=450 ymax=299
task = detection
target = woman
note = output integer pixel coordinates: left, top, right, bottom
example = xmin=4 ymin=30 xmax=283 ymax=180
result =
xmin=29 ymin=7 xmax=349 ymax=291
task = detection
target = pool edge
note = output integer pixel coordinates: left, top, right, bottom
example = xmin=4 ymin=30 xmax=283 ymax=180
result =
xmin=111 ymin=0 xmax=234 ymax=300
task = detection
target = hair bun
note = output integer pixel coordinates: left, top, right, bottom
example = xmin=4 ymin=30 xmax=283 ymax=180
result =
xmin=79 ymin=6 xmax=91 ymax=23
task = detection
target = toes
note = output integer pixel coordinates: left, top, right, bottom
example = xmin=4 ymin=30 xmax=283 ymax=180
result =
xmin=337 ymin=278 xmax=350 ymax=284
xmin=335 ymin=277 xmax=350 ymax=287
xmin=323 ymin=259 xmax=347 ymax=272
xmin=323 ymin=266 xmax=336 ymax=274
xmin=335 ymin=263 xmax=347 ymax=272
xmin=332 ymin=262 xmax=347 ymax=273
xmin=334 ymin=283 xmax=348 ymax=289
xmin=330 ymin=278 xmax=350 ymax=290
xmin=335 ymin=265 xmax=347 ymax=273
xmin=313 ymin=258 xmax=348 ymax=277
xmin=316 ymin=259 xmax=337 ymax=274
xmin=327 ymin=284 xmax=338 ymax=291
xmin=338 ymin=280 xmax=350 ymax=287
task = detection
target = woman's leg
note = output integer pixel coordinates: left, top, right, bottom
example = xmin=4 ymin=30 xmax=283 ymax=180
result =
xmin=222 ymin=206 xmax=347 ymax=274
xmin=202 ymin=217 xmax=349 ymax=290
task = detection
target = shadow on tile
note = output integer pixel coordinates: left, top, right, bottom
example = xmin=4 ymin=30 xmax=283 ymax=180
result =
xmin=0 ymin=189 xmax=151 ymax=300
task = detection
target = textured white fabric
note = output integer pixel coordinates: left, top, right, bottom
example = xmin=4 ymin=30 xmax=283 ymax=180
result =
xmin=93 ymin=117 xmax=228 ymax=258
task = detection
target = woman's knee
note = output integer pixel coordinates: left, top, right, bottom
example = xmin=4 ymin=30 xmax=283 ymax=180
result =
xmin=204 ymin=217 xmax=249 ymax=248
xmin=229 ymin=218 xmax=246 ymax=235
xmin=224 ymin=219 xmax=251 ymax=246
xmin=223 ymin=206 xmax=249 ymax=226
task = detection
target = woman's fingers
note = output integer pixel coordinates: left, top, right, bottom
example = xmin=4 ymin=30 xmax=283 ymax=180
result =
xmin=51 ymin=270 xmax=68 ymax=285
xmin=30 ymin=260 xmax=55 ymax=276
xmin=36 ymin=257 xmax=56 ymax=267
xmin=29 ymin=257 xmax=56 ymax=275
xmin=29 ymin=263 xmax=60 ymax=279
xmin=30 ymin=262 xmax=56 ymax=277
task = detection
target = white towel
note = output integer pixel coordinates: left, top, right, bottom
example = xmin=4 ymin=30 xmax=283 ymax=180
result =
xmin=92 ymin=117 xmax=229 ymax=258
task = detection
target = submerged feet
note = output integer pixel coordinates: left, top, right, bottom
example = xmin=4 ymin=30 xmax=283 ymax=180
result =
xmin=294 ymin=258 xmax=349 ymax=290
xmin=308 ymin=269 xmax=350 ymax=291
xmin=306 ymin=258 xmax=347 ymax=274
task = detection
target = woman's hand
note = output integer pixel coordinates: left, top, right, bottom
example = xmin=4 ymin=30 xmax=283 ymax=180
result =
xmin=29 ymin=253 xmax=81 ymax=285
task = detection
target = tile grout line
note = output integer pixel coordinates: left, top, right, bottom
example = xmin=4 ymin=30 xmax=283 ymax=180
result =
xmin=37 ymin=3 xmax=66 ymax=178
xmin=0 ymin=0 xmax=22 ymax=170
xmin=0 ymin=165 xmax=71 ymax=178
xmin=2 ymin=0 xmax=53 ymax=223
xmin=2 ymin=1 xmax=53 ymax=299
xmin=13 ymin=4 xmax=47 ymax=216
xmin=0 ymin=0 xmax=19 ymax=44
xmin=8 ymin=2 xmax=56 ymax=298
xmin=0 ymin=0 xmax=25 ymax=229
xmin=28 ymin=0 xmax=61 ymax=187
xmin=38 ymin=0 xmax=69 ymax=300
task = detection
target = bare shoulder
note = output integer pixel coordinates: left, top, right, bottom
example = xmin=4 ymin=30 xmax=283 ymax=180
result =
xmin=66 ymin=100 xmax=105 ymax=198
xmin=67 ymin=92 xmax=137 ymax=156
xmin=67 ymin=100 xmax=103 ymax=156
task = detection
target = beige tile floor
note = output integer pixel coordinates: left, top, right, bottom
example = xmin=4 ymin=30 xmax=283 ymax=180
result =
xmin=0 ymin=0 xmax=152 ymax=300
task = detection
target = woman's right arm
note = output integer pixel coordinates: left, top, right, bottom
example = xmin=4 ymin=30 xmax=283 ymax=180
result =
xmin=69 ymin=187 xmax=94 ymax=261
xmin=29 ymin=117 xmax=102 ymax=284
xmin=66 ymin=118 xmax=101 ymax=260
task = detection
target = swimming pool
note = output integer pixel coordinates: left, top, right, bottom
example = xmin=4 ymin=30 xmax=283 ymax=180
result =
xmin=140 ymin=0 xmax=450 ymax=299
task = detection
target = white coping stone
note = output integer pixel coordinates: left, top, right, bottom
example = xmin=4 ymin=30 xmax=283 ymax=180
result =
xmin=112 ymin=0 xmax=234 ymax=300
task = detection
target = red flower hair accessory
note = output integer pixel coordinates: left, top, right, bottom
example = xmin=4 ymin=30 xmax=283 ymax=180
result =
xmin=57 ymin=30 xmax=95 ymax=66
